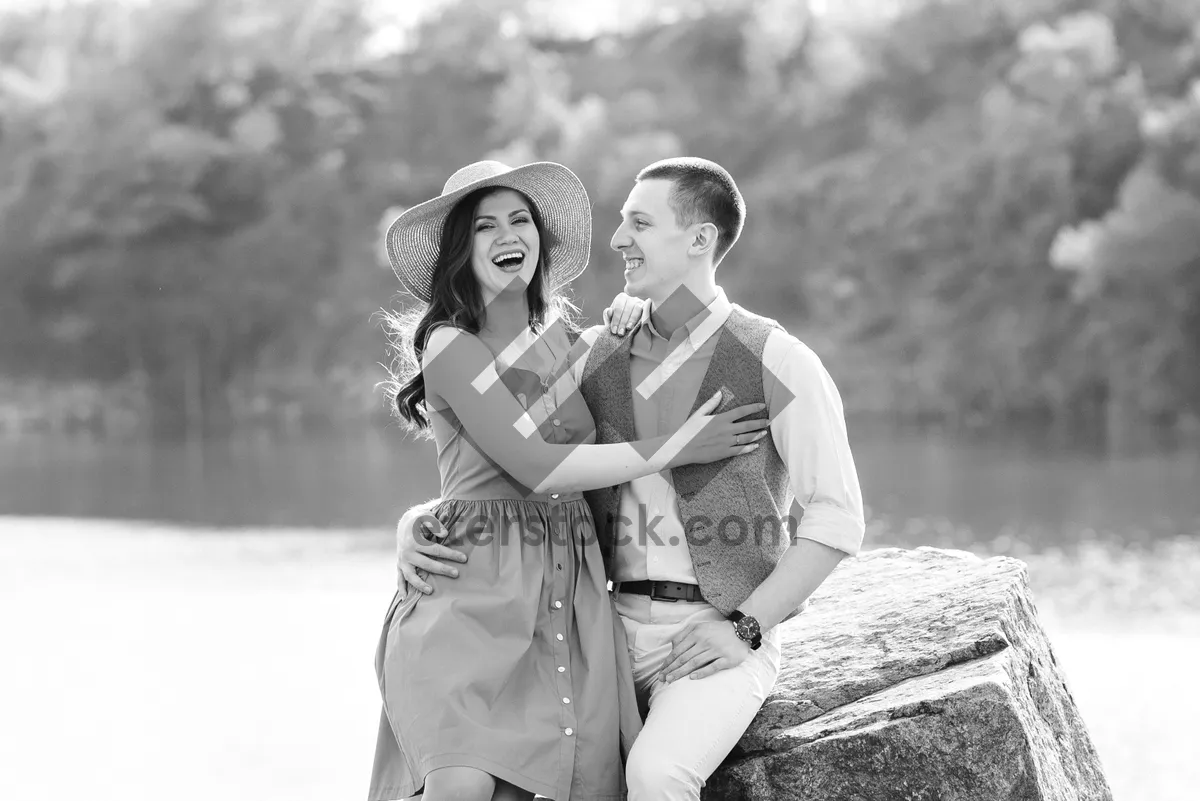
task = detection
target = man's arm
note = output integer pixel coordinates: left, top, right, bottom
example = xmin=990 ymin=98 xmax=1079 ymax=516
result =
xmin=396 ymin=307 xmax=651 ymax=595
xmin=395 ymin=498 xmax=466 ymax=594
xmin=736 ymin=332 xmax=865 ymax=632
xmin=662 ymin=332 xmax=865 ymax=683
xmin=398 ymin=321 xmax=609 ymax=594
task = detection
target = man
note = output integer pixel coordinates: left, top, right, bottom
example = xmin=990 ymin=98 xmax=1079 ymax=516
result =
xmin=395 ymin=157 xmax=864 ymax=800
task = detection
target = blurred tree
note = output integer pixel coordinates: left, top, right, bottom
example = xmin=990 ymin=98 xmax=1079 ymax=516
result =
xmin=0 ymin=0 xmax=1197 ymax=440
xmin=743 ymin=0 xmax=1200 ymax=439
xmin=0 ymin=0 xmax=382 ymax=434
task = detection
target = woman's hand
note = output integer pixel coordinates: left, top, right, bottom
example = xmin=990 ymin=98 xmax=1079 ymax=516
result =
xmin=669 ymin=391 xmax=770 ymax=467
xmin=602 ymin=292 xmax=648 ymax=335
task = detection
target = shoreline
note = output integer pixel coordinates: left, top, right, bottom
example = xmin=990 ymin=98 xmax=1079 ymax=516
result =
xmin=5 ymin=514 xmax=1198 ymax=626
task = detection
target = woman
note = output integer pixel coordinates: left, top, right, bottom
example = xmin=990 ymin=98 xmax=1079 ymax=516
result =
xmin=369 ymin=161 xmax=768 ymax=801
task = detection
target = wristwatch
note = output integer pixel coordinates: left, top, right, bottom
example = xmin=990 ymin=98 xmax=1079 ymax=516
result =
xmin=727 ymin=610 xmax=762 ymax=650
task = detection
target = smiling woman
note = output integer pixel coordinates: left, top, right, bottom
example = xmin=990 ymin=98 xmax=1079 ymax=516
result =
xmin=470 ymin=189 xmax=542 ymax=302
xmin=375 ymin=162 xmax=624 ymax=801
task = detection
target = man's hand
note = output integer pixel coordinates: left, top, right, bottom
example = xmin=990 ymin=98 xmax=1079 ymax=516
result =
xmin=396 ymin=503 xmax=467 ymax=595
xmin=601 ymin=292 xmax=648 ymax=335
xmin=660 ymin=619 xmax=751 ymax=683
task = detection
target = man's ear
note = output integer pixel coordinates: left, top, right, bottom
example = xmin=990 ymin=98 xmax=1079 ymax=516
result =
xmin=689 ymin=222 xmax=720 ymax=258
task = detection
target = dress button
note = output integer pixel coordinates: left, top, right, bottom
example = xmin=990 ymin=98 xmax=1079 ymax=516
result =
xmin=552 ymin=418 xmax=561 ymax=427
xmin=564 ymin=728 xmax=574 ymax=736
xmin=554 ymin=601 xmax=563 ymax=609
xmin=562 ymin=697 xmax=571 ymax=704
xmin=558 ymin=666 xmax=566 ymax=673
xmin=550 ymin=493 xmax=559 ymax=499
xmin=556 ymin=634 xmax=564 ymax=641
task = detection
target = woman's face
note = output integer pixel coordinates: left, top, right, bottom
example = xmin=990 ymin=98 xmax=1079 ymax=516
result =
xmin=470 ymin=189 xmax=541 ymax=302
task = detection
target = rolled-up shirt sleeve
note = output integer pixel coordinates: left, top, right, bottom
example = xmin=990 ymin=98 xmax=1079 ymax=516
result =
xmin=762 ymin=331 xmax=865 ymax=556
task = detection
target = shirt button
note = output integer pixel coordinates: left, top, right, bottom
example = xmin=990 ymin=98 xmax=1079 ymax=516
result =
xmin=552 ymin=418 xmax=561 ymax=427
xmin=564 ymin=728 xmax=573 ymax=736
xmin=562 ymin=697 xmax=571 ymax=704
xmin=558 ymin=666 xmax=566 ymax=673
xmin=556 ymin=634 xmax=564 ymax=641
xmin=554 ymin=601 xmax=563 ymax=609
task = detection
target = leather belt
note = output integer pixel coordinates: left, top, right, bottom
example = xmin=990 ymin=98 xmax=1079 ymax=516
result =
xmin=614 ymin=580 xmax=706 ymax=603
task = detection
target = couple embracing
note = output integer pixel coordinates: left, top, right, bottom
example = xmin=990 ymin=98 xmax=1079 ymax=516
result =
xmin=369 ymin=157 xmax=865 ymax=801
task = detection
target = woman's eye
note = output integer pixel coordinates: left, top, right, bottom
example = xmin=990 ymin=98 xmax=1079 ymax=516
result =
xmin=514 ymin=217 xmax=530 ymax=225
xmin=634 ymin=220 xmax=648 ymax=229
xmin=477 ymin=223 xmax=493 ymax=232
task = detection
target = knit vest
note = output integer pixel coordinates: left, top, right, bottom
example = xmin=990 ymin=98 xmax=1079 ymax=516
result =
xmin=578 ymin=304 xmax=793 ymax=615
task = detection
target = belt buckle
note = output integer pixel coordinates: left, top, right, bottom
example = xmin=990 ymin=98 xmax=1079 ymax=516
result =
xmin=650 ymin=582 xmax=679 ymax=603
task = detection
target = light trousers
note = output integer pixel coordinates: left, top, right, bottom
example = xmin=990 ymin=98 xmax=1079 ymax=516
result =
xmin=612 ymin=592 xmax=782 ymax=801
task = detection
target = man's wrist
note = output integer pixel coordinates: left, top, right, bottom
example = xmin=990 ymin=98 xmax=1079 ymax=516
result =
xmin=727 ymin=609 xmax=762 ymax=650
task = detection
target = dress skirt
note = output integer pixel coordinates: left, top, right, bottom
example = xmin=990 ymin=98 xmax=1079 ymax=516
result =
xmin=368 ymin=496 xmax=642 ymax=801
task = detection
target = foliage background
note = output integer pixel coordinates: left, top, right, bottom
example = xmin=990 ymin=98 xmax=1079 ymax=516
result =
xmin=1 ymin=0 xmax=1198 ymax=446
xmin=3 ymin=6 xmax=1198 ymax=798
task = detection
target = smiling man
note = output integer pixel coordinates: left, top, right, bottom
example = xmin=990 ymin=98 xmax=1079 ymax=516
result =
xmin=395 ymin=157 xmax=865 ymax=800
xmin=571 ymin=157 xmax=864 ymax=799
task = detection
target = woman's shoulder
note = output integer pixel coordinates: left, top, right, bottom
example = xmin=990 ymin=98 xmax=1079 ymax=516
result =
xmin=424 ymin=323 xmax=490 ymax=350
xmin=421 ymin=325 xmax=492 ymax=376
xmin=423 ymin=321 xmax=467 ymax=345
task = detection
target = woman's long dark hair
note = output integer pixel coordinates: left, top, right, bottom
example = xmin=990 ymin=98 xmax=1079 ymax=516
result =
xmin=382 ymin=186 xmax=580 ymax=434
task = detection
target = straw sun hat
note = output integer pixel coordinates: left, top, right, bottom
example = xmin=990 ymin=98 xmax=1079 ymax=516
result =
xmin=385 ymin=161 xmax=593 ymax=303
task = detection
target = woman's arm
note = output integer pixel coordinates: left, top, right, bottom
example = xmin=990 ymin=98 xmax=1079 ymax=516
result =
xmin=423 ymin=327 xmax=766 ymax=495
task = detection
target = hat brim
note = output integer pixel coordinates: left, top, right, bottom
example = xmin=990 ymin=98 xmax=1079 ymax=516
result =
xmin=386 ymin=162 xmax=592 ymax=303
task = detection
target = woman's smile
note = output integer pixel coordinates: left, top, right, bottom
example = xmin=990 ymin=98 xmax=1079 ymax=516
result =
xmin=491 ymin=249 xmax=527 ymax=273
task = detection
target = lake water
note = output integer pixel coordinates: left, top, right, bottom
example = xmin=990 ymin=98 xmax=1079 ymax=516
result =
xmin=2 ymin=426 xmax=1198 ymax=547
xmin=2 ymin=518 xmax=1197 ymax=801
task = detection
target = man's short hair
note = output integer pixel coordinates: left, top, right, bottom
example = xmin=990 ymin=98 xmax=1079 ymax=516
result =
xmin=636 ymin=157 xmax=746 ymax=265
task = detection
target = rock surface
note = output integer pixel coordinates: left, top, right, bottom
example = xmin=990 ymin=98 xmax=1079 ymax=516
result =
xmin=705 ymin=547 xmax=1112 ymax=800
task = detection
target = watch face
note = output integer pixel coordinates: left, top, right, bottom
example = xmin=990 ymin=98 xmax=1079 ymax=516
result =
xmin=735 ymin=616 xmax=760 ymax=640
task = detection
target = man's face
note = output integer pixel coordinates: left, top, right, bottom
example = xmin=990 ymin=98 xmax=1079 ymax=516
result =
xmin=610 ymin=179 xmax=694 ymax=304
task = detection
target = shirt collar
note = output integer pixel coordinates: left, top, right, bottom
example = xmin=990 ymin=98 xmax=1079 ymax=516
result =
xmin=641 ymin=287 xmax=732 ymax=347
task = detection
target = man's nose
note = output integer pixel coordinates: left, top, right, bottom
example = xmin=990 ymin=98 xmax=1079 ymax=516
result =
xmin=610 ymin=224 xmax=630 ymax=252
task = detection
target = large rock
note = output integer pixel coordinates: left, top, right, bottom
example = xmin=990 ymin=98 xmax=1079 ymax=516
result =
xmin=705 ymin=547 xmax=1111 ymax=800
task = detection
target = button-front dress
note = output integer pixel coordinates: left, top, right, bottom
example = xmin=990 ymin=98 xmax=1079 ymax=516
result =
xmin=368 ymin=324 xmax=641 ymax=801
